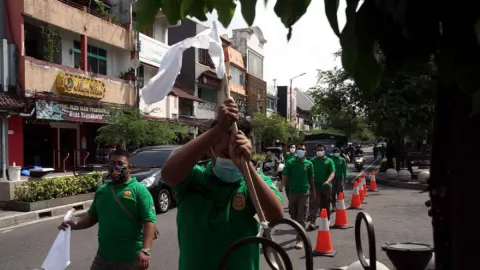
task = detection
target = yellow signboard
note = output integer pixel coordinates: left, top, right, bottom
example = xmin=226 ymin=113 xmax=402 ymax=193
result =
xmin=56 ymin=72 xmax=106 ymax=100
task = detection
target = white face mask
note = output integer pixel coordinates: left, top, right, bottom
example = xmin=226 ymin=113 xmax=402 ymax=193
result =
xmin=289 ymin=148 xmax=295 ymax=154
xmin=316 ymin=151 xmax=325 ymax=157
xmin=333 ymin=153 xmax=340 ymax=157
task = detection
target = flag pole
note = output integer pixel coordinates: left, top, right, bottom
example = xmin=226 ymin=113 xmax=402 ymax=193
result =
xmin=222 ymin=61 xmax=286 ymax=270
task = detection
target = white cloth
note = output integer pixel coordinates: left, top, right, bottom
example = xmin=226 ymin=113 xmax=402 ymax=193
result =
xmin=41 ymin=209 xmax=75 ymax=270
xmin=141 ymin=21 xmax=225 ymax=105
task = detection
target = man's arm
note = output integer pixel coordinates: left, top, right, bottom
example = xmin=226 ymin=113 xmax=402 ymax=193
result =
xmin=137 ymin=187 xmax=158 ymax=250
xmin=342 ymin=159 xmax=348 ymax=180
xmin=71 ymin=213 xmax=98 ymax=230
xmin=247 ymin=162 xmax=284 ymax=222
xmin=327 ymin=160 xmax=335 ymax=184
xmin=308 ymin=163 xmax=315 ymax=195
xmin=162 ymin=126 xmax=222 ymax=187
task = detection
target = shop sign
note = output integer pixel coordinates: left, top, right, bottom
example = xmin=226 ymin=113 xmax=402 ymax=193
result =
xmin=36 ymin=100 xmax=109 ymax=123
xmin=56 ymin=72 xmax=106 ymax=100
xmin=139 ymin=33 xmax=169 ymax=67
xmin=199 ymin=74 xmax=221 ymax=88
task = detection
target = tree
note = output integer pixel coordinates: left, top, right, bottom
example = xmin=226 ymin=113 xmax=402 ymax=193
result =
xmin=251 ymin=113 xmax=291 ymax=144
xmin=136 ymin=1 xmax=480 ymax=268
xmin=96 ymin=107 xmax=188 ymax=151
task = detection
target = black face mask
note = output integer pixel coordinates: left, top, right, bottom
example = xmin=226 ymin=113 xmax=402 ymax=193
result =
xmin=109 ymin=164 xmax=127 ymax=182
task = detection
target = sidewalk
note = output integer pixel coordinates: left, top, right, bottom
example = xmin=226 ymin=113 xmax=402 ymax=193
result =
xmin=0 ymin=200 xmax=92 ymax=230
xmin=376 ymin=171 xmax=428 ymax=191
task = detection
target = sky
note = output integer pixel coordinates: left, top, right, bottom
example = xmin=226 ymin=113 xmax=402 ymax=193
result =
xmin=203 ymin=0 xmax=347 ymax=91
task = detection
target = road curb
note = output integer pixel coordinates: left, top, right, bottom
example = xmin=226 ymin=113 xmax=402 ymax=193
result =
xmin=376 ymin=172 xmax=427 ymax=191
xmin=0 ymin=200 xmax=92 ymax=229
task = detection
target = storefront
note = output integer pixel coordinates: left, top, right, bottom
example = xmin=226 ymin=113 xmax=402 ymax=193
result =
xmin=22 ymin=71 xmax=113 ymax=171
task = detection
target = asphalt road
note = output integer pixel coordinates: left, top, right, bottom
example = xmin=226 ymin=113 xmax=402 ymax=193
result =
xmin=0 ymin=148 xmax=433 ymax=270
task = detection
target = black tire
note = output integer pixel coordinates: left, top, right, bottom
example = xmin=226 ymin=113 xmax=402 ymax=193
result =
xmin=154 ymin=188 xmax=171 ymax=214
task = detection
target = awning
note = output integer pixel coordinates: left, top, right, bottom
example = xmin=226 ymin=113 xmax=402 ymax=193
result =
xmin=171 ymin=86 xmax=203 ymax=102
xmin=0 ymin=89 xmax=25 ymax=109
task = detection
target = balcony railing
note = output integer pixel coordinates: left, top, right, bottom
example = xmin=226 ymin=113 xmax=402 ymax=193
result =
xmin=197 ymin=101 xmax=217 ymax=111
xmin=58 ymin=0 xmax=129 ymax=28
xmin=198 ymin=49 xmax=215 ymax=68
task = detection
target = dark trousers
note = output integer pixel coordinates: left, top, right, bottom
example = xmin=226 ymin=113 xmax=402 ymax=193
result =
xmin=308 ymin=187 xmax=331 ymax=223
xmin=331 ymin=178 xmax=345 ymax=209
xmin=90 ymin=252 xmax=136 ymax=270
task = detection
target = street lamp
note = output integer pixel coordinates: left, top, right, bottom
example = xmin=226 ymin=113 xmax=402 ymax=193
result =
xmin=289 ymin=72 xmax=306 ymax=121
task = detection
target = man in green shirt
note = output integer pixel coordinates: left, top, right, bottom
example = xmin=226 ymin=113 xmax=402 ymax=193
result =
xmin=59 ymin=149 xmax=157 ymax=270
xmin=279 ymin=143 xmax=296 ymax=198
xmin=282 ymin=143 xmax=315 ymax=249
xmin=331 ymin=147 xmax=348 ymax=212
xmin=307 ymin=144 xmax=335 ymax=231
xmin=161 ymin=98 xmax=284 ymax=270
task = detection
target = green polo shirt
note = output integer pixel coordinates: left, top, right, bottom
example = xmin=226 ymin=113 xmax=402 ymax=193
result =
xmin=283 ymin=158 xmax=314 ymax=194
xmin=285 ymin=153 xmax=296 ymax=163
xmin=170 ymin=162 xmax=283 ymax=270
xmin=331 ymin=156 xmax=347 ymax=179
xmin=88 ymin=177 xmax=157 ymax=263
xmin=311 ymin=157 xmax=335 ymax=189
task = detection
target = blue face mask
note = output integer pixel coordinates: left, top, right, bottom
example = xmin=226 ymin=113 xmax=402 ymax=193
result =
xmin=296 ymin=150 xmax=305 ymax=158
xmin=213 ymin=157 xmax=243 ymax=183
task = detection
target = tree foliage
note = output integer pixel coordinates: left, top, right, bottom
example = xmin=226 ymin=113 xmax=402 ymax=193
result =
xmin=251 ymin=113 xmax=292 ymax=143
xmin=96 ymin=107 xmax=187 ymax=150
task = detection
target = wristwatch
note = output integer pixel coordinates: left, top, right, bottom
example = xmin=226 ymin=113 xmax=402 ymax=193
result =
xmin=140 ymin=248 xmax=151 ymax=256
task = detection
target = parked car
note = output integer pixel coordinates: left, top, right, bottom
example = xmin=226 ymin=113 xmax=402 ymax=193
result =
xmin=130 ymin=145 xmax=210 ymax=214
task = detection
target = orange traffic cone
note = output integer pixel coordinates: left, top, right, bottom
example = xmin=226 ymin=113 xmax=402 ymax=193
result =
xmin=348 ymin=181 xmax=363 ymax=210
xmin=363 ymin=178 xmax=368 ymax=197
xmin=358 ymin=178 xmax=367 ymax=204
xmin=369 ymin=171 xmax=378 ymax=192
xmin=331 ymin=192 xmax=353 ymax=229
xmin=313 ymin=208 xmax=337 ymax=257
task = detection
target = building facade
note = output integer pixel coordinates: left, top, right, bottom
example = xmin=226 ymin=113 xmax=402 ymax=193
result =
xmin=5 ymin=0 xmax=137 ymax=170
xmin=231 ymin=27 xmax=267 ymax=116
xmin=266 ymin=85 xmax=278 ymax=116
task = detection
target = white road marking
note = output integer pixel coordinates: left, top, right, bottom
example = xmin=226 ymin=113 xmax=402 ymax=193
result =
xmin=1 ymin=229 xmax=12 ymax=233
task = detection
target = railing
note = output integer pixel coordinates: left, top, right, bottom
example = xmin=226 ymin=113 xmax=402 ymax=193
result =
xmin=52 ymin=150 xmax=71 ymax=172
xmin=57 ymin=0 xmax=129 ymax=28
xmin=73 ymin=149 xmax=90 ymax=166
xmin=197 ymin=101 xmax=217 ymax=111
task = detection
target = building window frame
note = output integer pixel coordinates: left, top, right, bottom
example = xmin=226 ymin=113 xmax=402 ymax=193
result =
xmin=73 ymin=41 xmax=108 ymax=75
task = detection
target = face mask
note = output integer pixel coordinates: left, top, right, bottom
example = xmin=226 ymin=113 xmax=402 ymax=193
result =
xmin=316 ymin=151 xmax=325 ymax=157
xmin=296 ymin=150 xmax=305 ymax=158
xmin=289 ymin=148 xmax=295 ymax=154
xmin=213 ymin=157 xmax=243 ymax=183
xmin=333 ymin=153 xmax=340 ymax=157
xmin=109 ymin=164 xmax=127 ymax=182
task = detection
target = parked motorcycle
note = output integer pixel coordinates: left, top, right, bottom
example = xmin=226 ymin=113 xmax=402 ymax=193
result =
xmin=354 ymin=155 xmax=365 ymax=171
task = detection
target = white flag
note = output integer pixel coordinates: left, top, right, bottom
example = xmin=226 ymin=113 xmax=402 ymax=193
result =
xmin=141 ymin=21 xmax=225 ymax=105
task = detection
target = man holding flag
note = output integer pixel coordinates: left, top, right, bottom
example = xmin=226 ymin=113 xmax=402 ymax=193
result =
xmin=142 ymin=21 xmax=283 ymax=270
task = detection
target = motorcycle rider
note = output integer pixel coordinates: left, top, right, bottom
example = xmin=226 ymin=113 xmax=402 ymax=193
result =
xmin=330 ymin=148 xmax=347 ymax=212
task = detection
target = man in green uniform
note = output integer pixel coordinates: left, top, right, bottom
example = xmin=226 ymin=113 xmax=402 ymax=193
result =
xmin=330 ymin=147 xmax=347 ymax=212
xmin=279 ymin=143 xmax=296 ymax=196
xmin=161 ymin=98 xmax=284 ymax=270
xmin=282 ymin=143 xmax=315 ymax=249
xmin=59 ymin=149 xmax=157 ymax=270
xmin=307 ymin=144 xmax=335 ymax=230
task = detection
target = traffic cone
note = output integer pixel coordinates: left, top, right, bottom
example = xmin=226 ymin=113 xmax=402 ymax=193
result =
xmin=369 ymin=171 xmax=378 ymax=192
xmin=348 ymin=181 xmax=363 ymax=210
xmin=358 ymin=178 xmax=367 ymax=204
xmin=331 ymin=192 xmax=353 ymax=229
xmin=363 ymin=178 xmax=368 ymax=197
xmin=313 ymin=208 xmax=337 ymax=257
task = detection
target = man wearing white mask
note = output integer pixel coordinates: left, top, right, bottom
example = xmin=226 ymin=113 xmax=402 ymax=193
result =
xmin=331 ymin=147 xmax=347 ymax=212
xmin=307 ymin=144 xmax=335 ymax=230
xmin=282 ymin=143 xmax=315 ymax=249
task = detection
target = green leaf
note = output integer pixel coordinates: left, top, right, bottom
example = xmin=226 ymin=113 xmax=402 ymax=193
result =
xmin=274 ymin=0 xmax=311 ymax=40
xmin=324 ymin=0 xmax=340 ymax=37
xmin=184 ymin=0 xmax=208 ymax=21
xmin=471 ymin=90 xmax=480 ymax=116
xmin=135 ymin=0 xmax=162 ymax=31
xmin=240 ymin=0 xmax=257 ymax=26
xmin=339 ymin=0 xmax=359 ymax=75
xmin=161 ymin=0 xmax=181 ymax=25
xmin=180 ymin=0 xmax=195 ymax=17
xmin=215 ymin=0 xmax=237 ymax=27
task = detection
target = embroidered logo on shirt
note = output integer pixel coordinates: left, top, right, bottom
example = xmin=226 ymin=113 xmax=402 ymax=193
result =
xmin=232 ymin=193 xmax=246 ymax=211
xmin=304 ymin=166 xmax=307 ymax=171
xmin=325 ymin=161 xmax=329 ymax=164
xmin=123 ymin=190 xmax=132 ymax=199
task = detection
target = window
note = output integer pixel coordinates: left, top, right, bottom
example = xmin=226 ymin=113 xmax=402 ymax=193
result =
xmin=198 ymin=49 xmax=214 ymax=67
xmin=73 ymin=41 xmax=108 ymax=75
xmin=198 ymin=87 xmax=217 ymax=103
xmin=248 ymin=52 xmax=263 ymax=79
xmin=267 ymin=99 xmax=276 ymax=111
xmin=230 ymin=66 xmax=244 ymax=87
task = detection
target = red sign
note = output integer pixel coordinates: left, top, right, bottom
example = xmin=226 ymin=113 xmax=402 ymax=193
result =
xmin=199 ymin=74 xmax=221 ymax=88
